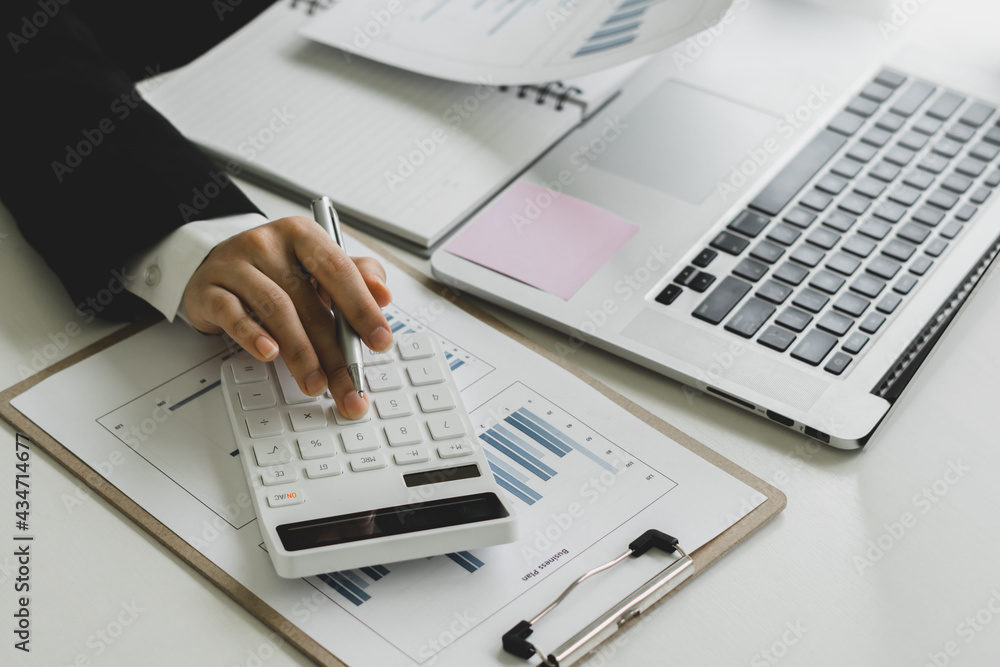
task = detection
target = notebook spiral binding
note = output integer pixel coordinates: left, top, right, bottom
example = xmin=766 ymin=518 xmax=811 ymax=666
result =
xmin=500 ymin=82 xmax=585 ymax=111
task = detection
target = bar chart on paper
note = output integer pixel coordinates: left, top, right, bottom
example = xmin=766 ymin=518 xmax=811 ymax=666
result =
xmin=305 ymin=382 xmax=678 ymax=663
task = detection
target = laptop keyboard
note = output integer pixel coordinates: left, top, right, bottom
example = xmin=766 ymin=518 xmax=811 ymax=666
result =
xmin=657 ymin=69 xmax=1000 ymax=376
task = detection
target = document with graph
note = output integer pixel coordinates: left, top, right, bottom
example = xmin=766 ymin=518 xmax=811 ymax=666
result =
xmin=9 ymin=239 xmax=771 ymax=666
xmin=301 ymin=0 xmax=735 ymax=84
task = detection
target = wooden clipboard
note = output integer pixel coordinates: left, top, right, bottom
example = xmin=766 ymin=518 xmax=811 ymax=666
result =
xmin=0 ymin=238 xmax=785 ymax=666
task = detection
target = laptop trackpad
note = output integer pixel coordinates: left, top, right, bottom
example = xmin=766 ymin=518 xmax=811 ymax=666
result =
xmin=593 ymin=80 xmax=778 ymax=205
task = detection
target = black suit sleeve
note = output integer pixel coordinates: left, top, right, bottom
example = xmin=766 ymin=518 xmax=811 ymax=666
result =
xmin=0 ymin=1 xmax=272 ymax=321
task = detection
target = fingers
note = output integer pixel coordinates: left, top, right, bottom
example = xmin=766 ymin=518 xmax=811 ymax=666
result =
xmin=189 ymin=285 xmax=280 ymax=362
xmin=291 ymin=222 xmax=393 ymax=353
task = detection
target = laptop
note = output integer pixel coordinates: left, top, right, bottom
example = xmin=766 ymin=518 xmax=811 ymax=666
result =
xmin=430 ymin=0 xmax=1000 ymax=448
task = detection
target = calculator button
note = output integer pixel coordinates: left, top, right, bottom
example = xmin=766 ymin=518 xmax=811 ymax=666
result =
xmin=331 ymin=406 xmax=372 ymax=425
xmin=288 ymin=405 xmax=328 ymax=431
xmin=374 ymin=393 xmax=414 ymax=419
xmin=238 ymin=382 xmax=278 ymax=410
xmin=341 ymin=425 xmax=381 ymax=453
xmin=231 ymin=360 xmax=268 ymax=384
xmin=363 ymin=347 xmax=395 ymax=365
xmin=306 ymin=460 xmax=343 ymax=479
xmin=394 ymin=447 xmax=431 ymax=465
xmin=297 ymin=433 xmax=337 ymax=459
xmin=266 ymin=489 xmax=304 ymax=507
xmin=385 ymin=419 xmax=423 ymax=446
xmin=417 ymin=387 xmax=456 ymax=413
xmin=397 ymin=333 xmax=435 ymax=360
xmin=427 ymin=413 xmax=467 ymax=440
xmin=438 ymin=441 xmax=475 ymax=458
xmin=273 ymin=359 xmax=314 ymax=405
xmin=364 ymin=365 xmax=404 ymax=392
xmin=407 ymin=362 xmax=445 ymax=386
xmin=246 ymin=410 xmax=285 ymax=438
xmin=253 ymin=441 xmax=293 ymax=467
xmin=351 ymin=453 xmax=388 ymax=472
xmin=261 ymin=464 xmax=299 ymax=486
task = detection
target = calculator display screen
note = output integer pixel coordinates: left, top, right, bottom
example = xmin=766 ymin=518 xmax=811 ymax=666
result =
xmin=276 ymin=492 xmax=509 ymax=552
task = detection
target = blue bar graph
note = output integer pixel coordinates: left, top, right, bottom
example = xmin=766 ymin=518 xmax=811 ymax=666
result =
xmin=446 ymin=551 xmax=485 ymax=573
xmin=318 ymin=564 xmax=391 ymax=606
xmin=481 ymin=401 xmax=623 ymax=506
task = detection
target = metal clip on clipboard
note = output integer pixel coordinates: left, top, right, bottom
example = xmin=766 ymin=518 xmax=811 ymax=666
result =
xmin=502 ymin=530 xmax=694 ymax=667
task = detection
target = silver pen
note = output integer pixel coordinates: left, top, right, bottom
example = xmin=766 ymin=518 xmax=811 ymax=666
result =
xmin=311 ymin=196 xmax=365 ymax=397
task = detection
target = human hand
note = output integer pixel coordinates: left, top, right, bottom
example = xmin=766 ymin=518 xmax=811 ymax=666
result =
xmin=182 ymin=216 xmax=393 ymax=419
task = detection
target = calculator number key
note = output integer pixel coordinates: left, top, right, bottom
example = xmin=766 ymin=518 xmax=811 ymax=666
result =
xmin=297 ymin=433 xmax=337 ymax=459
xmin=306 ymin=460 xmax=343 ymax=479
xmin=341 ymin=425 xmax=381 ymax=453
xmin=266 ymin=489 xmax=304 ymax=507
xmin=407 ymin=361 xmax=445 ymax=386
xmin=385 ymin=419 xmax=423 ymax=446
xmin=246 ymin=410 xmax=285 ymax=438
xmin=364 ymin=365 xmax=404 ymax=392
xmin=394 ymin=447 xmax=431 ymax=465
xmin=261 ymin=464 xmax=299 ymax=486
xmin=332 ymin=406 xmax=372 ymax=425
xmin=417 ymin=387 xmax=456 ymax=413
xmin=374 ymin=393 xmax=414 ymax=419
xmin=253 ymin=441 xmax=293 ymax=467
xmin=351 ymin=453 xmax=388 ymax=472
xmin=398 ymin=333 xmax=435 ymax=360
xmin=427 ymin=412 xmax=467 ymax=440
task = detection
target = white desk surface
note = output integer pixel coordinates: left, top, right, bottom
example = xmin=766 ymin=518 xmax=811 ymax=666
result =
xmin=3 ymin=2 xmax=1000 ymax=665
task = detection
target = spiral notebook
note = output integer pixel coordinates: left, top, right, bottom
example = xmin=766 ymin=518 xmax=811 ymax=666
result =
xmin=142 ymin=0 xmax=642 ymax=253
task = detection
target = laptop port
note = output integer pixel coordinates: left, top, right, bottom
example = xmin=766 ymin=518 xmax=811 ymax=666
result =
xmin=804 ymin=426 xmax=830 ymax=443
xmin=766 ymin=410 xmax=794 ymax=427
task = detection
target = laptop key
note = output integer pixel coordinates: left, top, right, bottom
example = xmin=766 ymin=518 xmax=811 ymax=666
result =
xmin=867 ymin=256 xmax=902 ymax=281
xmin=851 ymin=274 xmax=886 ymax=299
xmin=831 ymin=158 xmax=863 ymax=179
xmin=956 ymin=157 xmax=987 ymax=178
xmin=728 ymin=210 xmax=770 ymax=237
xmin=958 ymin=101 xmax=996 ymax=127
xmin=873 ymin=202 xmax=906 ymax=223
xmin=941 ymin=173 xmax=973 ymax=194
xmin=725 ymin=298 xmax=776 ymax=338
xmin=823 ymin=211 xmax=857 ymax=233
xmin=861 ymin=128 xmax=892 ymax=148
xmin=924 ymin=238 xmax=948 ymax=257
xmin=940 ymin=221 xmax=963 ymax=239
xmin=784 ymin=207 xmax=817 ymax=228
xmin=828 ymin=111 xmax=866 ymax=136
xmin=898 ymin=222 xmax=931 ymax=245
xmin=947 ymin=123 xmax=976 ymax=143
xmin=692 ymin=248 xmax=718 ymax=268
xmin=692 ymin=276 xmax=751 ymax=325
xmin=875 ymin=69 xmax=907 ymax=88
xmin=969 ymin=188 xmax=991 ymax=205
xmin=776 ymin=307 xmax=813 ymax=332
xmin=955 ymin=203 xmax=978 ymax=220
xmin=839 ymin=194 xmax=872 ymax=216
xmin=750 ymin=241 xmax=785 ymax=264
xmin=869 ymin=161 xmax=901 ymax=183
xmin=903 ymin=170 xmax=935 ymax=190
xmin=846 ymin=97 xmax=880 ymax=118
xmin=985 ymin=170 xmax=1000 ymax=187
xmin=826 ymin=252 xmax=862 ymax=276
xmin=816 ymin=174 xmax=848 ymax=195
xmin=655 ymin=284 xmax=683 ymax=305
xmin=842 ymin=332 xmax=870 ymax=354
xmin=876 ymin=113 xmax=906 ymax=133
xmin=833 ymin=292 xmax=870 ymax=318
xmin=817 ymin=311 xmax=854 ymax=337
xmin=858 ymin=220 xmax=891 ymax=241
xmin=792 ymin=288 xmax=829 ymax=313
xmin=893 ymin=274 xmax=918 ymax=295
xmin=854 ymin=177 xmax=886 ymax=199
xmin=791 ymin=330 xmax=838 ymax=366
xmin=809 ymin=270 xmax=846 ymax=295
xmin=918 ymin=154 xmax=949 ymax=173
xmin=790 ymin=245 xmax=825 ymax=268
xmin=774 ymin=262 xmax=809 ymax=286
xmin=758 ymin=326 xmax=796 ymax=352
xmin=876 ymin=293 xmax=903 ymax=314
xmin=756 ymin=280 xmax=793 ymax=305
xmin=824 ymin=352 xmax=853 ymax=376
xmin=767 ymin=224 xmax=801 ymax=246
xmin=913 ymin=205 xmax=945 ymax=227
xmin=748 ymin=130 xmax=847 ymax=217
xmin=909 ymin=256 xmax=933 ymax=276
xmin=926 ymin=190 xmax=958 ymax=210
xmin=912 ymin=116 xmax=943 ymax=136
xmin=733 ymin=258 xmax=769 ymax=283
xmin=806 ymin=228 xmax=841 ymax=250
xmin=970 ymin=142 xmax=999 ymax=162
xmin=688 ymin=272 xmax=717 ymax=293
xmin=882 ymin=239 xmax=916 ymax=263
xmin=887 ymin=185 xmax=921 ymax=207
xmin=674 ymin=266 xmax=697 ymax=285
xmin=860 ymin=82 xmax=893 ymax=103
xmin=984 ymin=128 xmax=1000 ymax=146
xmin=800 ymin=190 xmax=833 ymax=212
xmin=843 ymin=235 xmax=877 ymax=258
xmin=885 ymin=146 xmax=916 ymax=166
xmin=859 ymin=312 xmax=887 ymax=334
xmin=710 ymin=230 xmax=750 ymax=255
xmin=890 ymin=81 xmax=936 ymax=117
xmin=847 ymin=143 xmax=878 ymax=163
xmin=926 ymin=91 xmax=966 ymax=120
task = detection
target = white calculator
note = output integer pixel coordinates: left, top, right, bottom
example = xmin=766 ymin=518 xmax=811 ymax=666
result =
xmin=221 ymin=331 xmax=518 ymax=578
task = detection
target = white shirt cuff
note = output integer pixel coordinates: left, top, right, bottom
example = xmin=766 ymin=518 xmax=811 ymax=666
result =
xmin=123 ymin=213 xmax=267 ymax=322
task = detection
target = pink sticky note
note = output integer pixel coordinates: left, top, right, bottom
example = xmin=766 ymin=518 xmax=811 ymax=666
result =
xmin=445 ymin=182 xmax=639 ymax=300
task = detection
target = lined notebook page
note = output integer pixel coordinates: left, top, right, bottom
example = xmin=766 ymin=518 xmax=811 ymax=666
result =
xmin=143 ymin=2 xmax=592 ymax=247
